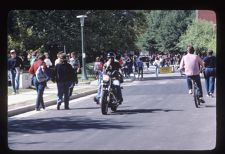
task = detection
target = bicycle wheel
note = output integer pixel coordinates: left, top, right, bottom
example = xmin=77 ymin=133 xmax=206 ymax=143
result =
xmin=193 ymin=82 xmax=199 ymax=108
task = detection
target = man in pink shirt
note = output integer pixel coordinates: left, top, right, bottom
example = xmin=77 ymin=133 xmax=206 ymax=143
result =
xmin=179 ymin=45 xmax=205 ymax=102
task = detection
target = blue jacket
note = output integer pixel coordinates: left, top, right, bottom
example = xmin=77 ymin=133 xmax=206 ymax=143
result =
xmin=8 ymin=56 xmax=23 ymax=70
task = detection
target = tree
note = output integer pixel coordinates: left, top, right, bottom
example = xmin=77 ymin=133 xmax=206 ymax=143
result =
xmin=8 ymin=10 xmax=148 ymax=61
xmin=177 ymin=20 xmax=216 ymax=54
xmin=136 ymin=10 xmax=195 ymax=53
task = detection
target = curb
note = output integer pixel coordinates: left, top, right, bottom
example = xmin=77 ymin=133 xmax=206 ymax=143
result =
xmin=8 ymin=89 xmax=97 ymax=117
xmin=8 ymin=77 xmax=135 ymax=117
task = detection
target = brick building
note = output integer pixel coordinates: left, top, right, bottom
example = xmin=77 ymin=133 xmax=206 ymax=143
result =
xmin=196 ymin=10 xmax=216 ymax=25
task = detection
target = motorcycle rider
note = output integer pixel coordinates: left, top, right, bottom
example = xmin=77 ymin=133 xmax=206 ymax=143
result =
xmin=102 ymin=52 xmax=123 ymax=104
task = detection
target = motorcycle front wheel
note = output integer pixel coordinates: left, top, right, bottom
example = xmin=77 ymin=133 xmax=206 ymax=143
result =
xmin=101 ymin=90 xmax=108 ymax=115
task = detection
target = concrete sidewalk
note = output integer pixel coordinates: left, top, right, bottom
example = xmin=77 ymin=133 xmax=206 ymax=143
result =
xmin=8 ymin=76 xmax=135 ymax=117
xmin=7 ymin=66 xmax=185 ymax=117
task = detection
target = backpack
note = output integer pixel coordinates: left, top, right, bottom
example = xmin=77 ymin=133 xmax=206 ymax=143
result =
xmin=35 ymin=65 xmax=48 ymax=83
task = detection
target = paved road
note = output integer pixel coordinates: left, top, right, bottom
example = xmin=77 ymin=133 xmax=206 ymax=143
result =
xmin=8 ymin=74 xmax=216 ymax=150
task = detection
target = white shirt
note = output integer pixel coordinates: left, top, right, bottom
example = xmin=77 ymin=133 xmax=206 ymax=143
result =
xmin=44 ymin=58 xmax=52 ymax=68
xmin=153 ymin=60 xmax=161 ymax=67
xmin=55 ymin=58 xmax=60 ymax=66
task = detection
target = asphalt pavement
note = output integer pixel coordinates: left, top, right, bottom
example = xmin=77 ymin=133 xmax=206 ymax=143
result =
xmin=8 ymin=69 xmax=216 ymax=150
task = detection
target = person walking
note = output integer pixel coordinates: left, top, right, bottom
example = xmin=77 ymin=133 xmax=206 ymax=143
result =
xmin=30 ymin=50 xmax=38 ymax=66
xmin=93 ymin=56 xmax=103 ymax=104
xmin=179 ymin=45 xmax=205 ymax=103
xmin=44 ymin=52 xmax=53 ymax=89
xmin=136 ymin=57 xmax=144 ymax=80
xmin=153 ymin=57 xmax=161 ymax=78
xmin=123 ymin=54 xmax=131 ymax=78
xmin=203 ymin=50 xmax=216 ymax=97
xmin=8 ymin=49 xmax=23 ymax=94
xmin=68 ymin=52 xmax=80 ymax=97
xmin=28 ymin=53 xmax=47 ymax=111
xmin=55 ymin=51 xmax=63 ymax=66
xmin=54 ymin=53 xmax=75 ymax=110
xmin=159 ymin=55 xmax=165 ymax=67
xmin=145 ymin=56 xmax=150 ymax=70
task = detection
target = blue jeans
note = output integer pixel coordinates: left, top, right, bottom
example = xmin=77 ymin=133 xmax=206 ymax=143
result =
xmin=155 ymin=66 xmax=159 ymax=77
xmin=57 ymin=82 xmax=71 ymax=108
xmin=204 ymin=68 xmax=216 ymax=94
xmin=96 ymin=72 xmax=103 ymax=99
xmin=33 ymin=76 xmax=46 ymax=109
xmin=69 ymin=82 xmax=75 ymax=97
xmin=187 ymin=75 xmax=203 ymax=97
xmin=137 ymin=67 xmax=143 ymax=78
xmin=10 ymin=69 xmax=20 ymax=92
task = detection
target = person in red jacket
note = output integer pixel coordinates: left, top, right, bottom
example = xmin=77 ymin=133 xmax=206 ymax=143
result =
xmin=29 ymin=53 xmax=47 ymax=111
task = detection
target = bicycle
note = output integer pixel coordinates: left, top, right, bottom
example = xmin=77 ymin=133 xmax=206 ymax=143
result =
xmin=180 ymin=68 xmax=204 ymax=108
xmin=191 ymin=78 xmax=201 ymax=108
xmin=191 ymin=78 xmax=205 ymax=108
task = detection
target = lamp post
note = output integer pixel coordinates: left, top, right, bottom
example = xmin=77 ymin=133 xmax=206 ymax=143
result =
xmin=77 ymin=15 xmax=88 ymax=80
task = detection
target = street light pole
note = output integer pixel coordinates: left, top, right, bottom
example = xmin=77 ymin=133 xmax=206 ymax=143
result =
xmin=77 ymin=15 xmax=88 ymax=80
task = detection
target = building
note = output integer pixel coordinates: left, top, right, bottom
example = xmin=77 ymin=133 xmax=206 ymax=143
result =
xmin=196 ymin=10 xmax=216 ymax=25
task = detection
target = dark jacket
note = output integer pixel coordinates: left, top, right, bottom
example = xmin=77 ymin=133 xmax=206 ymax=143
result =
xmin=54 ymin=62 xmax=75 ymax=83
xmin=8 ymin=56 xmax=23 ymax=70
xmin=203 ymin=56 xmax=216 ymax=68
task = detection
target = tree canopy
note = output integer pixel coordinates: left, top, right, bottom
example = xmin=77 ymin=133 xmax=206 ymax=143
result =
xmin=8 ymin=10 xmax=216 ymax=62
xmin=136 ymin=10 xmax=195 ymax=53
xmin=8 ymin=10 xmax=148 ymax=61
xmin=177 ymin=20 xmax=216 ymax=54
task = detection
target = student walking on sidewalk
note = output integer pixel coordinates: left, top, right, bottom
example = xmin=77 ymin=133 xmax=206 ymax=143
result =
xmin=68 ymin=52 xmax=80 ymax=97
xmin=28 ymin=53 xmax=47 ymax=111
xmin=8 ymin=49 xmax=23 ymax=94
xmin=54 ymin=53 xmax=75 ymax=110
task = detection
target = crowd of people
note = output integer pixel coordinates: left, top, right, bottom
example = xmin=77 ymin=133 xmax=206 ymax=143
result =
xmin=8 ymin=46 xmax=216 ymax=111
xmin=8 ymin=49 xmax=81 ymax=111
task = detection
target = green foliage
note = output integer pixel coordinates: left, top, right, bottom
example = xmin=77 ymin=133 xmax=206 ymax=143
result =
xmin=177 ymin=20 xmax=216 ymax=53
xmin=8 ymin=10 xmax=147 ymax=58
xmin=136 ymin=10 xmax=195 ymax=53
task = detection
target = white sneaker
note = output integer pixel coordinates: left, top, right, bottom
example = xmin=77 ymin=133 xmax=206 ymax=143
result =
xmin=209 ymin=93 xmax=214 ymax=98
xmin=12 ymin=92 xmax=16 ymax=95
xmin=189 ymin=89 xmax=193 ymax=94
xmin=206 ymin=94 xmax=210 ymax=97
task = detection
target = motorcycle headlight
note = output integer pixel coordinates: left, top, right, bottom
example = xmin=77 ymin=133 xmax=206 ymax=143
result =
xmin=103 ymin=74 xmax=110 ymax=82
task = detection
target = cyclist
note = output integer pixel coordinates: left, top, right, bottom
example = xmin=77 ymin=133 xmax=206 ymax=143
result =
xmin=179 ymin=45 xmax=205 ymax=103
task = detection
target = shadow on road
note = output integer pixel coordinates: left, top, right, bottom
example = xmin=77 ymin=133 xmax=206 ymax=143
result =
xmin=204 ymin=105 xmax=216 ymax=108
xmin=111 ymin=108 xmax=183 ymax=115
xmin=8 ymin=116 xmax=133 ymax=134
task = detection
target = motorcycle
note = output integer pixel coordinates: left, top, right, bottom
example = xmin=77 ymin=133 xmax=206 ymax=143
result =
xmin=100 ymin=70 xmax=123 ymax=115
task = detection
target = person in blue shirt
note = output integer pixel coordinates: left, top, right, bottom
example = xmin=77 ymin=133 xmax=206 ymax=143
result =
xmin=8 ymin=49 xmax=23 ymax=94
xmin=136 ymin=57 xmax=144 ymax=80
xmin=203 ymin=50 xmax=216 ymax=97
